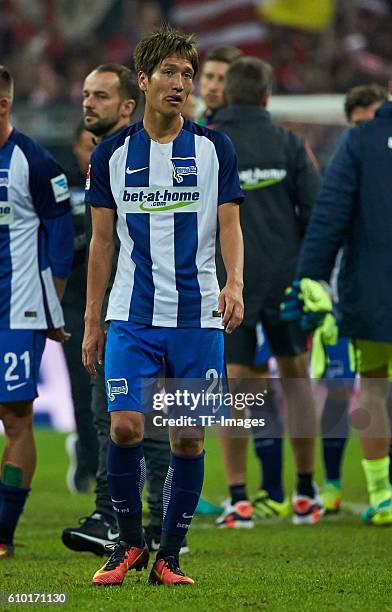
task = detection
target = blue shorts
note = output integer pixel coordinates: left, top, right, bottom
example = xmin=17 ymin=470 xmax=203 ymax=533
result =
xmin=105 ymin=321 xmax=226 ymax=413
xmin=324 ymin=337 xmax=356 ymax=381
xmin=0 ymin=329 xmax=46 ymax=403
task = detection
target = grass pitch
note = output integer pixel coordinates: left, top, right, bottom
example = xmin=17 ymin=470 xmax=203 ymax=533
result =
xmin=2 ymin=430 xmax=392 ymax=611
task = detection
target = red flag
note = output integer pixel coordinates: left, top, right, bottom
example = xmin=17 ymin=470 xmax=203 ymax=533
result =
xmin=172 ymin=0 xmax=268 ymax=59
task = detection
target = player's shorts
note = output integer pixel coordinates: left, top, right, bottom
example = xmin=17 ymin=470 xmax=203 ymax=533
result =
xmin=105 ymin=321 xmax=226 ymax=413
xmin=0 ymin=329 xmax=46 ymax=403
xmin=352 ymin=339 xmax=392 ymax=375
xmin=225 ymin=318 xmax=308 ymax=366
xmin=324 ymin=338 xmax=356 ymax=380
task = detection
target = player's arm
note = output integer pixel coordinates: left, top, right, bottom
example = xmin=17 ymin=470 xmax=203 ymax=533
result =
xmin=41 ymin=212 xmax=74 ymax=343
xmin=218 ymin=202 xmax=244 ymax=334
xmin=213 ymin=130 xmax=244 ymax=332
xmin=291 ymin=136 xmax=320 ymax=234
xmin=53 ymin=277 xmax=67 ymax=301
xmin=29 ymin=146 xmax=74 ymax=342
xmin=82 ymin=206 xmax=115 ymax=376
xmin=29 ymin=150 xmax=74 ymax=296
xmin=40 ymin=213 xmax=74 ymax=301
xmin=297 ymin=129 xmax=360 ymax=281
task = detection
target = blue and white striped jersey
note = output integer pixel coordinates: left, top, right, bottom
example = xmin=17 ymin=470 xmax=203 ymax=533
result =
xmin=0 ymin=129 xmax=73 ymax=330
xmin=85 ymin=119 xmax=243 ymax=328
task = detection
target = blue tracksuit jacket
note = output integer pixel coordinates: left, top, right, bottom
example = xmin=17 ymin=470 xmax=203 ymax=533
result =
xmin=297 ymin=101 xmax=392 ymax=341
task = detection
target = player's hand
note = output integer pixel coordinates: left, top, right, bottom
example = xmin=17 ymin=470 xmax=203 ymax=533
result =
xmin=47 ymin=327 xmax=71 ymax=343
xmin=301 ymin=311 xmax=327 ymax=332
xmin=280 ymin=280 xmax=303 ymax=322
xmin=281 ymin=278 xmax=333 ymax=331
xmin=82 ymin=323 xmax=106 ymax=376
xmin=218 ymin=282 xmax=243 ymax=334
xmin=300 ymin=278 xmax=333 ymax=315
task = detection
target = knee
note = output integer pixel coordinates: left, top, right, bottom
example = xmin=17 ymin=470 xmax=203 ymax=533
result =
xmin=278 ymin=353 xmax=309 ymax=378
xmin=110 ymin=413 xmax=144 ymax=445
xmin=171 ymin=436 xmax=204 ymax=456
xmin=2 ymin=403 xmax=33 ymax=439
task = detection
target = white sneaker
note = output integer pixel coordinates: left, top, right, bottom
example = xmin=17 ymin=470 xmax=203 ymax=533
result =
xmin=292 ymin=485 xmax=325 ymax=525
xmin=216 ymin=500 xmax=254 ymax=528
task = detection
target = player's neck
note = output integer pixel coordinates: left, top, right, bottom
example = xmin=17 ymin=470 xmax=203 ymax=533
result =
xmin=0 ymin=119 xmax=12 ymax=148
xmin=143 ymin=110 xmax=183 ymax=144
xmin=95 ymin=118 xmax=130 ymax=144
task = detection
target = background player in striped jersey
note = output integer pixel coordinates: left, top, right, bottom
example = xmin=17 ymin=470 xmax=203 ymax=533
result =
xmin=83 ymin=27 xmax=244 ymax=586
xmin=0 ymin=66 xmax=74 ymax=558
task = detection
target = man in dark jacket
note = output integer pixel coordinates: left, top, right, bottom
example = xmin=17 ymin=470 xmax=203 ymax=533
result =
xmin=294 ymin=95 xmax=392 ymax=525
xmin=317 ymin=82 xmax=388 ymax=514
xmin=63 ymin=125 xmax=98 ymax=494
xmin=214 ymin=56 xmax=321 ymax=525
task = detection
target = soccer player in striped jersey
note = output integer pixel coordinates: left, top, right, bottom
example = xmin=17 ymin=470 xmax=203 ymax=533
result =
xmin=83 ymin=27 xmax=244 ymax=586
xmin=0 ymin=66 xmax=74 ymax=557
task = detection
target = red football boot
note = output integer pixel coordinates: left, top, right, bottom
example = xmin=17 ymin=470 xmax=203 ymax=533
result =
xmin=149 ymin=556 xmax=194 ymax=585
xmin=92 ymin=541 xmax=149 ymax=585
xmin=0 ymin=543 xmax=14 ymax=559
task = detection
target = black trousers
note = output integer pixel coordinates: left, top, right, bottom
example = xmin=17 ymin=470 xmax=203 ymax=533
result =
xmin=62 ymin=265 xmax=98 ymax=478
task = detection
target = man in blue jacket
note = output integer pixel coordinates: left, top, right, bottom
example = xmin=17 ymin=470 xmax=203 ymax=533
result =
xmin=291 ymin=95 xmax=392 ymax=525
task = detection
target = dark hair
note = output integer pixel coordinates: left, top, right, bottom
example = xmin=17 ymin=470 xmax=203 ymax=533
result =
xmin=225 ymin=56 xmax=273 ymax=106
xmin=0 ymin=65 xmax=14 ymax=100
xmin=344 ymin=83 xmax=388 ymax=121
xmin=134 ymin=25 xmax=198 ymax=78
xmin=94 ymin=63 xmax=140 ymax=105
xmin=204 ymin=46 xmax=243 ymax=65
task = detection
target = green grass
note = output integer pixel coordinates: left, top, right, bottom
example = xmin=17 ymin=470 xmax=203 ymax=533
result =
xmin=2 ymin=431 xmax=392 ymax=611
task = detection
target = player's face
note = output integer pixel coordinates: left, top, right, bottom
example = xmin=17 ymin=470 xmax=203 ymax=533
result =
xmin=140 ymin=54 xmax=194 ymax=118
xmin=199 ymin=60 xmax=228 ymax=112
xmin=0 ymin=94 xmax=12 ymax=121
xmin=349 ymin=101 xmax=383 ymax=126
xmin=73 ymin=130 xmax=94 ymax=175
xmin=82 ymin=71 xmax=124 ymax=136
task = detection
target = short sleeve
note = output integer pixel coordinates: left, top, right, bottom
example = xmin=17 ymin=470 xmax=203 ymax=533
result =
xmin=29 ymin=147 xmax=71 ymax=219
xmin=214 ymin=132 xmax=244 ymax=205
xmin=84 ymin=142 xmax=116 ymax=209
